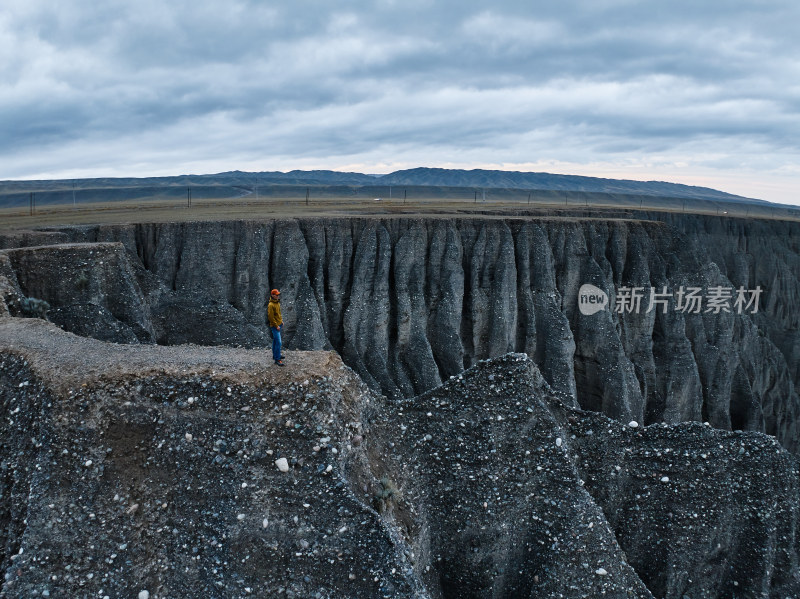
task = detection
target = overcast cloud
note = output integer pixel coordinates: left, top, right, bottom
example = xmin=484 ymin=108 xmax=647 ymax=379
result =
xmin=2 ymin=0 xmax=799 ymax=203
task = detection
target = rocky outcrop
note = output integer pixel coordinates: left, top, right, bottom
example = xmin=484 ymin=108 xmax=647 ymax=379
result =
xmin=0 ymin=318 xmax=427 ymax=598
xmin=3 ymin=242 xmax=156 ymax=343
xmin=1 ymin=215 xmax=799 ymax=454
xmin=1 ymin=319 xmax=798 ymax=598
xmin=366 ymin=353 xmax=800 ymax=598
xmin=0 ymin=241 xmax=269 ymax=348
xmin=0 ymin=229 xmax=70 ymax=250
xmin=0 ymin=254 xmax=23 ymax=319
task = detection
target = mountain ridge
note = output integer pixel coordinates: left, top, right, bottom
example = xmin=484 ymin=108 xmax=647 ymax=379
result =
xmin=0 ymin=166 xmax=764 ymax=205
xmin=378 ymin=167 xmax=759 ymax=202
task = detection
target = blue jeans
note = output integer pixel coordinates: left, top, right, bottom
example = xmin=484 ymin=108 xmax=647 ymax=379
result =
xmin=271 ymin=327 xmax=282 ymax=362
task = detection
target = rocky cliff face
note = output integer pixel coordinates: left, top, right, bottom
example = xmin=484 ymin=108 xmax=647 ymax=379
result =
xmin=368 ymin=353 xmax=800 ymax=599
xmin=1 ymin=319 xmax=798 ymax=598
xmin=0 ymin=319 xmax=427 ymax=598
xmin=1 ymin=215 xmax=799 ymax=454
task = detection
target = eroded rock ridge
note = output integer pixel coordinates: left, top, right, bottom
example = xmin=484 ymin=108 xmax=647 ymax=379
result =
xmin=1 ymin=216 xmax=799 ymax=452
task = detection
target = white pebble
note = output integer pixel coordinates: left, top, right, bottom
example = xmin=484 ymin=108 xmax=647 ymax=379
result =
xmin=237 ymin=513 xmax=245 ymax=521
xmin=185 ymin=433 xmax=193 ymax=442
xmin=628 ymin=421 xmax=639 ymax=428
xmin=138 ymin=592 xmax=150 ymax=599
xmin=555 ymin=438 xmax=562 ymax=447
xmin=660 ymin=476 xmax=670 ymax=482
xmin=596 ymin=568 xmax=608 ymax=576
xmin=84 ymin=459 xmax=93 ymax=467
xmin=275 ymin=458 xmax=290 ymax=472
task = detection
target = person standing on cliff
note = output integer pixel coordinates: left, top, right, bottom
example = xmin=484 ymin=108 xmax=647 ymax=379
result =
xmin=268 ymin=289 xmax=285 ymax=366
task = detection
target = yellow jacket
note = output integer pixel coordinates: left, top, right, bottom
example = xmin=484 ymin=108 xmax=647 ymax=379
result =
xmin=268 ymin=298 xmax=283 ymax=328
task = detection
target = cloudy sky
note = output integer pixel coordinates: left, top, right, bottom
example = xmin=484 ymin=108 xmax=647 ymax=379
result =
xmin=2 ymin=0 xmax=799 ymax=203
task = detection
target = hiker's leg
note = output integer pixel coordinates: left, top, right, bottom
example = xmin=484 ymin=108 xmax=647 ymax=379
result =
xmin=272 ymin=327 xmax=282 ymax=362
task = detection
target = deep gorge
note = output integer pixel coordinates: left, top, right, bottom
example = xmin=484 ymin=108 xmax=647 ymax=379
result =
xmin=2 ymin=214 xmax=799 ymax=451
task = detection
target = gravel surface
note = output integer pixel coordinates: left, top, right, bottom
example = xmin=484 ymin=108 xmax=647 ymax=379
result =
xmin=0 ymin=317 xmax=329 ymax=394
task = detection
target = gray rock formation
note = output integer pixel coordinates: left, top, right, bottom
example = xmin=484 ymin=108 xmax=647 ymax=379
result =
xmin=0 ymin=254 xmax=23 ymax=319
xmin=366 ymin=352 xmax=800 ymax=598
xmin=1 ymin=318 xmax=798 ymax=597
xmin=1 ymin=215 xmax=799 ymax=454
xmin=0 ymin=320 xmax=427 ymax=598
xmin=0 ymin=241 xmax=269 ymax=348
xmin=3 ymin=242 xmax=156 ymax=343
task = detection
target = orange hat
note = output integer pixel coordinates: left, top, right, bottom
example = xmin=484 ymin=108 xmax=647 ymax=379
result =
xmin=271 ymin=289 xmax=280 ymax=296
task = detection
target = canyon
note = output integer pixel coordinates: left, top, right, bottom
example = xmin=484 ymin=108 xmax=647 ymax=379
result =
xmin=2 ymin=211 xmax=800 ymax=597
xmin=2 ymin=214 xmax=798 ymax=451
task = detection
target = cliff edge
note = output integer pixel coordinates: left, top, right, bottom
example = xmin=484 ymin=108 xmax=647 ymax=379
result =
xmin=1 ymin=317 xmax=798 ymax=598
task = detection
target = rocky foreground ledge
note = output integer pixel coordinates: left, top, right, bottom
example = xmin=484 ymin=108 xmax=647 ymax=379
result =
xmin=1 ymin=317 xmax=799 ymax=598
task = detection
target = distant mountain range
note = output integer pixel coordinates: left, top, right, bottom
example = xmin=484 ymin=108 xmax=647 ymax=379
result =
xmin=0 ymin=167 xmax=768 ymax=207
xmin=377 ymin=168 xmax=760 ymax=202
